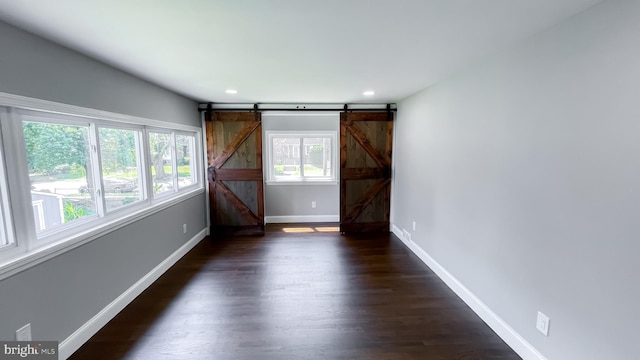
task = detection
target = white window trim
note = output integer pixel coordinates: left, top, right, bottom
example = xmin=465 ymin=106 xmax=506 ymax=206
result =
xmin=0 ymin=91 xmax=204 ymax=281
xmin=96 ymin=124 xmax=148 ymax=213
xmin=19 ymin=115 xmax=104 ymax=243
xmin=0 ymin=92 xmax=200 ymax=132
xmin=0 ymin=188 xmax=203 ymax=281
xmin=147 ymin=129 xmax=177 ymax=198
xmin=0 ymin=121 xmax=16 ymax=252
xmin=265 ymin=131 xmax=338 ymax=185
xmin=176 ymin=133 xmax=198 ymax=190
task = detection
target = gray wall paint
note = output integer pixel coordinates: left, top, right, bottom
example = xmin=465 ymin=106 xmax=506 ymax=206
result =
xmin=392 ymin=1 xmax=640 ymax=359
xmin=0 ymin=195 xmax=205 ymax=342
xmin=0 ymin=20 xmax=206 ymax=343
xmin=0 ymin=21 xmax=197 ymax=126
xmin=263 ymin=114 xmax=339 ymax=219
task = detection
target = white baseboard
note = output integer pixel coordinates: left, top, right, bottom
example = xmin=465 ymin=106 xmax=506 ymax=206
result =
xmin=59 ymin=228 xmax=207 ymax=359
xmin=390 ymin=224 xmax=548 ymax=360
xmin=265 ymin=215 xmax=339 ymax=223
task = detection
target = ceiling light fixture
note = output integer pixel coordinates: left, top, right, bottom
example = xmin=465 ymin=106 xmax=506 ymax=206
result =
xmin=225 ymin=89 xmax=238 ymax=94
xmin=363 ymin=90 xmax=375 ymax=96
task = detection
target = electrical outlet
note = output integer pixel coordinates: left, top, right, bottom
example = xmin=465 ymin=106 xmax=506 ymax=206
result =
xmin=402 ymin=229 xmax=411 ymax=242
xmin=16 ymin=323 xmax=31 ymax=341
xmin=536 ymin=311 xmax=550 ymax=336
xmin=182 ymin=224 xmax=187 ymax=234
xmin=412 ymin=221 xmax=416 ymax=231
xmin=311 ymin=201 xmax=316 ymax=208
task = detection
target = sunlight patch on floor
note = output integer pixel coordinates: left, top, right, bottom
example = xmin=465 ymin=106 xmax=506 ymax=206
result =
xmin=281 ymin=226 xmax=340 ymax=233
xmin=282 ymin=227 xmax=315 ymax=233
xmin=315 ymin=227 xmax=340 ymax=232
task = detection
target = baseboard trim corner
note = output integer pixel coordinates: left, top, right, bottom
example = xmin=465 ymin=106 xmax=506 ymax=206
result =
xmin=59 ymin=228 xmax=207 ymax=359
xmin=390 ymin=224 xmax=548 ymax=360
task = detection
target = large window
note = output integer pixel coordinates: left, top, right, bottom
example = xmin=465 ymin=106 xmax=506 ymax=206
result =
xmin=23 ymin=120 xmax=97 ymax=233
xmin=98 ymin=127 xmax=144 ymax=212
xmin=0 ymin=98 xmax=203 ymax=267
xmin=176 ymin=134 xmax=196 ymax=189
xmin=149 ymin=131 xmax=174 ymax=195
xmin=149 ymin=132 xmax=199 ymax=194
xmin=266 ymin=131 xmax=337 ymax=184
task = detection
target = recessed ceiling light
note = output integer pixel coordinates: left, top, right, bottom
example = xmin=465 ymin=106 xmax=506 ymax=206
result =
xmin=363 ymin=90 xmax=375 ymax=96
xmin=225 ymin=89 xmax=238 ymax=94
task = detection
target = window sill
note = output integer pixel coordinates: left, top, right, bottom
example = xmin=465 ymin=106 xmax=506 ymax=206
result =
xmin=0 ymin=187 xmax=204 ymax=281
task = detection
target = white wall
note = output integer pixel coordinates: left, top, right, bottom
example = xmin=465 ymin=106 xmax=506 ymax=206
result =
xmin=263 ymin=114 xmax=340 ymax=222
xmin=392 ymin=0 xmax=640 ymax=359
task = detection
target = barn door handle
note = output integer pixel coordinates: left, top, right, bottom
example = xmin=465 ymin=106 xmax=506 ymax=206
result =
xmin=207 ymin=167 xmax=215 ymax=182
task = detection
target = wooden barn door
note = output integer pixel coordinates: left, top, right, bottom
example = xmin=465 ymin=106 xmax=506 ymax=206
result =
xmin=205 ymin=111 xmax=264 ymax=235
xmin=340 ymin=111 xmax=393 ymax=233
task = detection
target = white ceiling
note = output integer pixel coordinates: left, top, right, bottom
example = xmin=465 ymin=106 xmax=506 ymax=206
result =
xmin=0 ymin=0 xmax=603 ymax=104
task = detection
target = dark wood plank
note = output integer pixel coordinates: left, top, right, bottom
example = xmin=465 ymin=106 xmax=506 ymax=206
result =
xmin=339 ymin=119 xmax=348 ymax=228
xmin=211 ymin=120 xmax=260 ymax=169
xmin=216 ymin=180 xmax=260 ymax=225
xmin=207 ymin=165 xmax=217 ymax=230
xmin=343 ymin=122 xmax=390 ymax=168
xmin=343 ymin=112 xmax=392 ymax=122
xmin=384 ymin=121 xmax=393 ymax=224
xmin=341 ymin=167 xmax=390 ymax=180
xmin=339 ymin=116 xmax=348 ymax=169
xmin=340 ymin=221 xmax=390 ymax=233
xmin=211 ymin=225 xmax=264 ymax=236
xmin=205 ymin=120 xmax=215 ymax=166
xmin=70 ymin=229 xmax=521 ymax=360
xmin=212 ymin=168 xmax=263 ymax=181
xmin=386 ymin=120 xmax=394 ymax=160
xmin=384 ymin=177 xmax=392 ymax=226
xmin=255 ymin=122 xmax=264 ymax=222
xmin=343 ymin=178 xmax=391 ymax=223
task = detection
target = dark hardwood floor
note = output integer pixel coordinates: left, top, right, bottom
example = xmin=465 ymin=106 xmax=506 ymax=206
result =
xmin=70 ymin=224 xmax=521 ymax=360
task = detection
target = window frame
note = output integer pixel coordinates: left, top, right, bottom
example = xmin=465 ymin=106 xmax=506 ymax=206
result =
xmin=265 ymin=131 xmax=338 ymax=185
xmin=175 ymin=132 xmax=198 ymax=190
xmin=0 ymin=112 xmax=16 ymax=255
xmin=96 ymin=123 xmax=148 ymax=214
xmin=147 ymin=129 xmax=204 ymax=197
xmin=0 ymin=91 xmax=204 ymax=280
xmin=20 ymin=112 xmax=101 ymax=241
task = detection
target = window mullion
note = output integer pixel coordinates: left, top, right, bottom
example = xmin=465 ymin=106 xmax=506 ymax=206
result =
xmin=135 ymin=130 xmax=148 ymax=202
xmin=142 ymin=128 xmax=155 ymax=201
xmin=190 ymin=136 xmax=197 ymax=185
xmin=89 ymin=123 xmax=106 ymax=217
xmin=299 ymin=137 xmax=304 ymax=178
xmin=325 ymin=137 xmax=330 ymax=177
xmin=0 ymin=137 xmax=9 ymax=248
xmin=170 ymin=132 xmax=178 ymax=192
xmin=266 ymin=133 xmax=273 ymax=182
